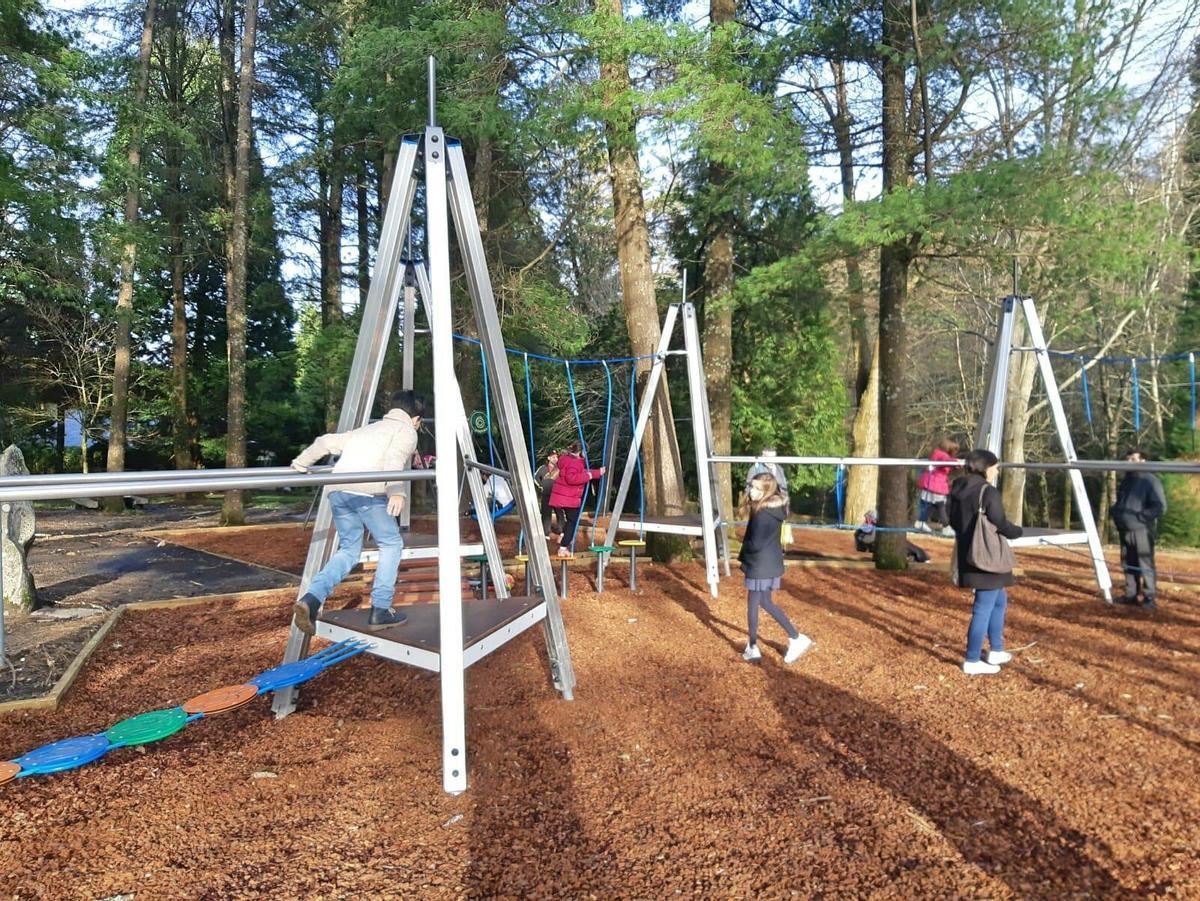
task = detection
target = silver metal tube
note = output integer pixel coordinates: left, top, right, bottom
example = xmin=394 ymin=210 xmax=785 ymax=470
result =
xmin=462 ymin=459 xmax=511 ymax=479
xmin=0 ymin=469 xmax=436 ymax=504
xmin=0 ymin=464 xmax=334 ymax=489
xmin=427 ymin=56 xmax=436 ymax=127
xmin=709 ymin=454 xmax=1200 ymax=474
xmin=0 ymin=502 xmax=7 ymax=661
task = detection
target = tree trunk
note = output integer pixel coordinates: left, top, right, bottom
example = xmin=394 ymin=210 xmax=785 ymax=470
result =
xmin=831 ymin=58 xmax=872 ymax=397
xmin=875 ymin=0 xmax=912 ymax=570
xmin=843 ymin=337 xmax=881 ymax=525
xmin=103 ymin=0 xmax=156 ymax=511
xmin=1000 ymin=315 xmax=1038 ymax=525
xmin=701 ymin=0 xmax=737 ymax=519
xmin=222 ymin=0 xmax=259 ymax=526
xmin=474 ymin=137 xmax=493 ymax=241
xmin=597 ymin=0 xmax=686 ymax=518
xmin=321 ymin=143 xmax=345 ymax=431
xmin=80 ymin=417 xmax=89 ymax=474
xmin=165 ymin=1 xmax=191 ymax=478
xmin=832 ymin=57 xmax=878 ymax=518
xmin=55 ymin=408 xmax=65 ymax=472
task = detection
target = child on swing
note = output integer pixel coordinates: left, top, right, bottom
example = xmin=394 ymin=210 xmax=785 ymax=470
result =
xmin=738 ymin=472 xmax=813 ymax=664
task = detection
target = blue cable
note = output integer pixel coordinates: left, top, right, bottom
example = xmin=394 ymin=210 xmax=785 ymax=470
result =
xmin=1131 ymin=359 xmax=1141 ymax=432
xmin=523 ymin=353 xmax=536 ymax=467
xmin=480 ymin=345 xmax=497 ymax=515
xmin=592 ymin=361 xmax=614 ymax=533
xmin=835 ymin=465 xmax=846 ymax=525
xmin=1080 ymin=363 xmax=1093 ymax=424
xmin=630 ymin=362 xmax=645 ymax=532
xmin=564 ymin=361 xmax=588 ymax=463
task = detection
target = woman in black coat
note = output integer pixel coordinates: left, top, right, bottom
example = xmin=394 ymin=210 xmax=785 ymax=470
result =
xmin=738 ymin=472 xmax=812 ymax=664
xmin=949 ymin=449 xmax=1023 ymax=675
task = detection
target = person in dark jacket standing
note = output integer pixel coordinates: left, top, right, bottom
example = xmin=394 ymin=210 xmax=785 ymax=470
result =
xmin=1109 ymin=448 xmax=1167 ymax=610
xmin=738 ymin=472 xmax=812 ymax=664
xmin=949 ymin=449 xmax=1024 ymax=675
xmin=547 ymin=442 xmax=604 ymax=557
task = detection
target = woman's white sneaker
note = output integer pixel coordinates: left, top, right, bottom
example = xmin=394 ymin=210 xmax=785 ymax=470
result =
xmin=986 ymin=650 xmax=1012 ymax=665
xmin=962 ymin=660 xmax=1001 ymax=675
xmin=784 ymin=635 xmax=814 ymax=664
xmin=742 ymin=644 xmax=762 ymax=661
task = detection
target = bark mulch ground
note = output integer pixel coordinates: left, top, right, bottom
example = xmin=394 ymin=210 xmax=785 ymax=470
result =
xmin=0 ymin=559 xmax=1196 ymax=898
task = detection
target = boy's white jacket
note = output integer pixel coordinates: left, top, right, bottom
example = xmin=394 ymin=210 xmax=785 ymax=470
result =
xmin=292 ymin=409 xmax=418 ymax=497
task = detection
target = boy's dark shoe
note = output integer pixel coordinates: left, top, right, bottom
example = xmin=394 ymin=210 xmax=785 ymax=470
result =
xmin=292 ymin=593 xmax=321 ymax=635
xmin=1141 ymin=598 xmax=1158 ymax=611
xmin=1114 ymin=596 xmax=1139 ymax=605
xmin=368 ymin=607 xmax=409 ymax=630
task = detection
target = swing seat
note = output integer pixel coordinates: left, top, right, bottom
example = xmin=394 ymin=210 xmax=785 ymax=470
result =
xmin=468 ymin=501 xmax=515 ymax=522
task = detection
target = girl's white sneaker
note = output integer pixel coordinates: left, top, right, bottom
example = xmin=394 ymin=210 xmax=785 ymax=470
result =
xmin=986 ymin=650 xmax=1012 ymax=665
xmin=784 ymin=634 xmax=814 ymax=664
xmin=742 ymin=644 xmax=762 ymax=661
xmin=962 ymin=660 xmax=1001 ymax=675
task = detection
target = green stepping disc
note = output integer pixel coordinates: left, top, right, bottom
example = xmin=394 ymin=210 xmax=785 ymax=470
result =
xmin=105 ymin=707 xmax=189 ymax=748
xmin=465 ymin=554 xmax=489 ymax=563
xmin=589 ymin=545 xmax=616 ymax=553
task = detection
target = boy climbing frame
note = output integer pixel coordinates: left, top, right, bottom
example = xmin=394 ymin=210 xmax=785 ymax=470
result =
xmin=269 ymin=58 xmax=575 ymax=795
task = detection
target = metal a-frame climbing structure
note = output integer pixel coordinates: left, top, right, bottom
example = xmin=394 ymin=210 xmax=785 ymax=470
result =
xmin=975 ymin=294 xmax=1114 ymax=602
xmin=603 ymin=299 xmax=732 ymax=598
xmin=270 ymin=60 xmax=575 ymax=794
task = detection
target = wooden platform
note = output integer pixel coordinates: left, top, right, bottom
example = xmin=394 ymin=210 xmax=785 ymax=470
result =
xmin=315 ymin=594 xmax=547 ymax=672
xmin=1010 ymin=528 xmax=1092 ymax=549
xmin=616 ymin=514 xmax=706 ymax=537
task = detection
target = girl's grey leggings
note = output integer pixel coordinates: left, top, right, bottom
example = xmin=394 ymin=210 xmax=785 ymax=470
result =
xmin=748 ymin=590 xmax=799 ymax=644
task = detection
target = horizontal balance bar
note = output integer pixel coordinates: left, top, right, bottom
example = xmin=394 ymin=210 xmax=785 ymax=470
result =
xmin=709 ymin=455 xmax=1200 ymax=474
xmin=0 ymin=469 xmax=437 ymax=504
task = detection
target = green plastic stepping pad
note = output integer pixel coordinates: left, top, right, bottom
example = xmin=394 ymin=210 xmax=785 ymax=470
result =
xmin=105 ymin=707 xmax=190 ymax=748
xmin=465 ymin=554 xmax=489 ymax=563
xmin=589 ymin=546 xmax=616 ymax=553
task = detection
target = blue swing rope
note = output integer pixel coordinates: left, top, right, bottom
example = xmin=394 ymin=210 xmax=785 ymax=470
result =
xmin=479 ymin=345 xmax=498 ymax=518
xmin=834 ymin=465 xmax=846 ymax=525
xmin=523 ymin=354 xmax=536 ymax=468
xmin=563 ymin=361 xmax=591 ymax=552
xmin=1080 ymin=363 xmax=1093 ymax=424
xmin=1131 ymin=359 xmax=1141 ymax=432
xmin=629 ymin=362 xmax=646 ymax=533
xmin=592 ymin=361 xmax=614 ymax=535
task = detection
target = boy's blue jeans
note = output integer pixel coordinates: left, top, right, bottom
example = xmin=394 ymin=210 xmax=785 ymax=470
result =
xmin=965 ymin=588 xmax=1007 ymax=662
xmin=307 ymin=491 xmax=404 ymax=609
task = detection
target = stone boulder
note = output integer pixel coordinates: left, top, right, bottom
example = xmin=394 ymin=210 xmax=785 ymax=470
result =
xmin=1 ymin=445 xmax=37 ymax=611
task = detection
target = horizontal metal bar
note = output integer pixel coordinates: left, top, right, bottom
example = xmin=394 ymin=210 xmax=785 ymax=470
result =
xmin=709 ymin=455 xmax=1200 ymax=474
xmin=0 ymin=465 xmax=333 ymax=489
xmin=462 ymin=459 xmax=510 ymax=479
xmin=0 ymin=469 xmax=436 ymax=503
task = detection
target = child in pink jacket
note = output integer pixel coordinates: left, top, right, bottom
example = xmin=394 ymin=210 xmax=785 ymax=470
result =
xmin=548 ymin=442 xmax=604 ymax=557
xmin=914 ymin=435 xmax=960 ymax=536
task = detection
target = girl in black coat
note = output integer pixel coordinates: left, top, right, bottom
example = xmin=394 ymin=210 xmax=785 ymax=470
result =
xmin=949 ymin=449 xmax=1024 ymax=675
xmin=738 ymin=472 xmax=813 ymax=664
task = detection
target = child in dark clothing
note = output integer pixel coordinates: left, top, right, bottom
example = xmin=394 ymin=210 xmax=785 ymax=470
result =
xmin=738 ymin=472 xmax=812 ymax=664
xmin=854 ymin=510 xmax=930 ymax=563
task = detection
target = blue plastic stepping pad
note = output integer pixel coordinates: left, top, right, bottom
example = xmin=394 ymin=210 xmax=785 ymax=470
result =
xmin=248 ymin=657 xmax=327 ymax=693
xmin=13 ymin=734 xmax=110 ymax=775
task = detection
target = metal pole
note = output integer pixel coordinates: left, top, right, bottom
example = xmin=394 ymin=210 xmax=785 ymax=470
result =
xmin=0 ymin=469 xmax=436 ymax=504
xmin=1021 ymin=297 xmax=1113 ymax=602
xmin=603 ymin=305 xmax=680 ymax=550
xmin=427 ymin=56 xmax=437 ymax=127
xmin=0 ymin=502 xmax=8 ymax=662
xmin=681 ymin=303 xmax=721 ymax=596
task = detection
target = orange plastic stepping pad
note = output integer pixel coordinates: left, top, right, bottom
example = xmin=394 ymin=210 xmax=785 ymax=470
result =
xmin=182 ymin=683 xmax=258 ymax=716
xmin=0 ymin=761 xmax=20 ymax=786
